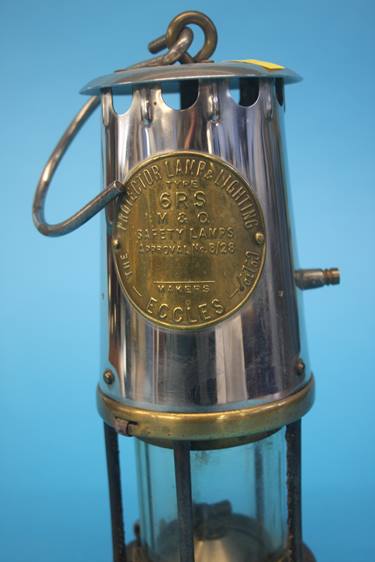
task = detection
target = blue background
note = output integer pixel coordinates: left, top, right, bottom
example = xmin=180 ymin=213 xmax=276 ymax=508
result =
xmin=1 ymin=1 xmax=374 ymax=561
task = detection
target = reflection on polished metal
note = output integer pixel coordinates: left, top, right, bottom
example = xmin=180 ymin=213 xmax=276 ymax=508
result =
xmin=112 ymin=151 xmax=266 ymax=330
xmin=32 ymin=9 xmax=340 ymax=562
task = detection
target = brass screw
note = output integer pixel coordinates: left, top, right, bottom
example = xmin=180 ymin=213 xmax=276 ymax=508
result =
xmin=255 ymin=232 xmax=265 ymax=245
xmin=112 ymin=238 xmax=120 ymax=250
xmin=103 ymin=369 xmax=115 ymax=385
xmin=295 ymin=359 xmax=305 ymax=376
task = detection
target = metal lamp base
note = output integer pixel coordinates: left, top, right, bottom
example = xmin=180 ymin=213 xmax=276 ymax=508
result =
xmin=126 ymin=513 xmax=317 ymax=562
xmin=127 ymin=542 xmax=316 ymax=562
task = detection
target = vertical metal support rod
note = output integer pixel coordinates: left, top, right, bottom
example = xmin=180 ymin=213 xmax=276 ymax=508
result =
xmin=286 ymin=420 xmax=303 ymax=562
xmin=173 ymin=442 xmax=195 ymax=562
xmin=104 ymin=423 xmax=127 ymax=562
xmin=254 ymin=441 xmax=265 ymax=528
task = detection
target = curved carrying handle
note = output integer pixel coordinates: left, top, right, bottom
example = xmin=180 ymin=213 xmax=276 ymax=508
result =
xmin=32 ymin=96 xmax=123 ymax=237
xmin=32 ymin=12 xmax=216 ymax=237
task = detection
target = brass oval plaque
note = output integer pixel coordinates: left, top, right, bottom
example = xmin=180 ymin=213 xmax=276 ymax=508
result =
xmin=112 ymin=152 xmax=266 ymax=330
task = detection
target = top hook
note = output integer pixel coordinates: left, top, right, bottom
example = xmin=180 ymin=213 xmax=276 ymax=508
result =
xmin=148 ymin=11 xmax=217 ymax=64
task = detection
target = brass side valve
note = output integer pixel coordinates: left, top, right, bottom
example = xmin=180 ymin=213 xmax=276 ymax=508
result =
xmin=294 ymin=268 xmax=340 ymax=290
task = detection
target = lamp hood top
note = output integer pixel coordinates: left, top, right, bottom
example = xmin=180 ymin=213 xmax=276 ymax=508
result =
xmin=80 ymin=59 xmax=301 ymax=96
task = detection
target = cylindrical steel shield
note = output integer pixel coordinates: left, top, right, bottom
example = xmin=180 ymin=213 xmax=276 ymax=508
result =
xmin=98 ymin=77 xmax=310 ymax=415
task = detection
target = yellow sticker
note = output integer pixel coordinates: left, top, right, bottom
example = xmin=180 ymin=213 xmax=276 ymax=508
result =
xmin=231 ymin=59 xmax=284 ymax=71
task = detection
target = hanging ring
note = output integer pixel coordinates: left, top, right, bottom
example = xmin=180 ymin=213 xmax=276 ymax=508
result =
xmin=166 ymin=11 xmax=217 ymax=62
xmin=148 ymin=10 xmax=217 ymax=63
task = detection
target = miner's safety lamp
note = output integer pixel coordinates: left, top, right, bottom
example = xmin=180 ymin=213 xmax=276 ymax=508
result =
xmin=32 ymin=11 xmax=340 ymax=562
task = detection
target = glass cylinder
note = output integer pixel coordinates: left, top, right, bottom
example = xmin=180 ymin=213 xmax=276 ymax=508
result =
xmin=136 ymin=429 xmax=287 ymax=562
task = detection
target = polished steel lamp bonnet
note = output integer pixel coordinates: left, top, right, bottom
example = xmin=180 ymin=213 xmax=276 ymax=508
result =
xmin=32 ymin=11 xmax=340 ymax=562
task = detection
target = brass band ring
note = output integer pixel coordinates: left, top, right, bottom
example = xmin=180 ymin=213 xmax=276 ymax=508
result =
xmin=97 ymin=376 xmax=315 ymax=442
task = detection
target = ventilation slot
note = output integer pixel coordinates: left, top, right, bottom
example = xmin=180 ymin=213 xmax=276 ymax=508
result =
xmin=112 ymin=93 xmax=133 ymax=115
xmin=275 ymin=78 xmax=284 ymax=106
xmin=239 ymin=78 xmax=259 ymax=107
xmin=229 ymin=79 xmax=259 ymax=107
xmin=161 ymin=80 xmax=199 ymax=110
xmin=180 ymin=80 xmax=199 ymax=109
